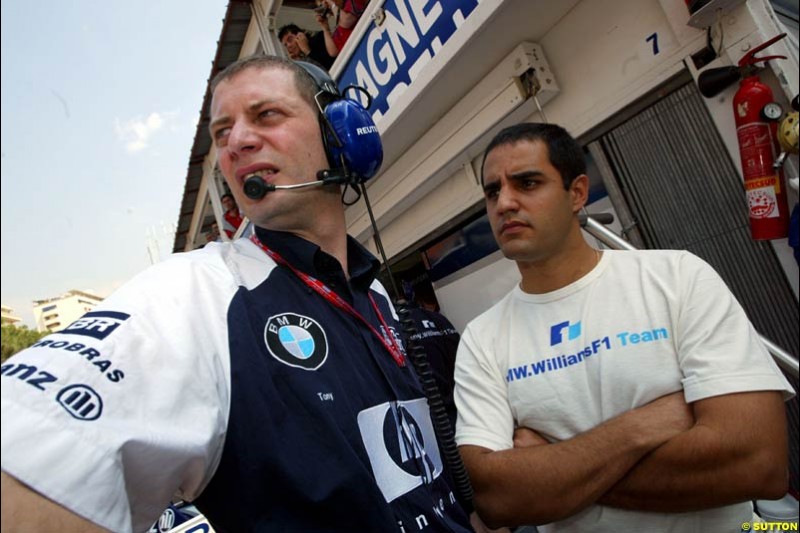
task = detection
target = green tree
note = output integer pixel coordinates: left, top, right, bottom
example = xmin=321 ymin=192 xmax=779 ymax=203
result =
xmin=1 ymin=324 xmax=48 ymax=363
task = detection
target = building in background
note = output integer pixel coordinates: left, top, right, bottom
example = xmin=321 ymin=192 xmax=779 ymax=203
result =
xmin=32 ymin=290 xmax=104 ymax=333
xmin=171 ymin=0 xmax=798 ymax=497
xmin=1 ymin=305 xmax=22 ymax=326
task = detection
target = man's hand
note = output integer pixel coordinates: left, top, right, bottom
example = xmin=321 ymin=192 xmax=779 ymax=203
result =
xmin=315 ymin=13 xmax=330 ymax=30
xmin=315 ymin=3 xmax=338 ymax=56
xmin=296 ymin=32 xmax=311 ymax=55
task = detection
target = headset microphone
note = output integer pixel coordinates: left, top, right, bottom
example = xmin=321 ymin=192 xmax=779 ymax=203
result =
xmin=243 ymin=170 xmax=352 ymax=200
xmin=243 ymin=176 xmax=274 ymax=199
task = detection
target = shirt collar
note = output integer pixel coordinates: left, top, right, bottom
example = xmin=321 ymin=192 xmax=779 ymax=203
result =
xmin=254 ymin=227 xmax=380 ymax=290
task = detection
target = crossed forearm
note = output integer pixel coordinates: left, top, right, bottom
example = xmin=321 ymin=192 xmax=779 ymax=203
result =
xmin=461 ymin=392 xmax=692 ymax=527
xmin=599 ymin=391 xmax=789 ymax=512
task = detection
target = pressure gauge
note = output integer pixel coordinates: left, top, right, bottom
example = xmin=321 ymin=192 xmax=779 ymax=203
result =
xmin=761 ymin=102 xmax=783 ymax=121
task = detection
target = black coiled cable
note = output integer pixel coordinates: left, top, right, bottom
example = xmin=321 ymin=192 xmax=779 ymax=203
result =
xmin=396 ymin=301 xmax=474 ymax=513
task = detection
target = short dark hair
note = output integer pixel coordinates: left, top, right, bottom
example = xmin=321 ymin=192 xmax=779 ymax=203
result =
xmin=480 ymin=123 xmax=586 ymax=189
xmin=278 ymin=24 xmax=303 ymax=40
xmin=209 ymin=55 xmax=320 ymax=111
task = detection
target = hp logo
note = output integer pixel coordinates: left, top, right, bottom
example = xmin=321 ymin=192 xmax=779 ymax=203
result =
xmin=357 ymin=398 xmax=443 ymax=503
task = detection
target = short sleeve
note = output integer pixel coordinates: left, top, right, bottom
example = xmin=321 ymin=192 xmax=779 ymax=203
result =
xmin=0 ymin=254 xmax=234 ymax=533
xmin=453 ymin=323 xmax=515 ymax=451
xmin=675 ymin=253 xmax=794 ymax=403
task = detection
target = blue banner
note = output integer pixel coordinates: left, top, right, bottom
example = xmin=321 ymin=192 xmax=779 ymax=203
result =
xmin=338 ymin=0 xmax=480 ymax=120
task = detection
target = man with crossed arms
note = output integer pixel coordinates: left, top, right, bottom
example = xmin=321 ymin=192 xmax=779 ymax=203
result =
xmin=454 ymin=122 xmax=793 ymax=532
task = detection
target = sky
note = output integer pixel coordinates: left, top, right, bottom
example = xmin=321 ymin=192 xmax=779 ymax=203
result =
xmin=1 ymin=1 xmax=229 ymax=327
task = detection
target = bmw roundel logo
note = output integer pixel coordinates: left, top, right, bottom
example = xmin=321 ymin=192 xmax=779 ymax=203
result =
xmin=265 ymin=313 xmax=328 ymax=370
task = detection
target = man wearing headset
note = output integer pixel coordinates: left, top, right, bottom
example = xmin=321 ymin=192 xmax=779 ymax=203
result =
xmin=1 ymin=56 xmax=473 ymax=533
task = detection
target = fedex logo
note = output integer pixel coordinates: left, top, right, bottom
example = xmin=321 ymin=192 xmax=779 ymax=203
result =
xmin=60 ymin=311 xmax=130 ymax=341
xmin=550 ymin=320 xmax=581 ymax=346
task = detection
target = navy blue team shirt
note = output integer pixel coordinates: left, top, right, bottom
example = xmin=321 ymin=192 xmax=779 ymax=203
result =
xmin=194 ymin=228 xmax=472 ymax=532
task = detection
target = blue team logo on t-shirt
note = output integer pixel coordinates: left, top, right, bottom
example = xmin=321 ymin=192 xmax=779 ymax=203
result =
xmin=265 ymin=313 xmax=328 ymax=370
xmin=550 ymin=320 xmax=581 ymax=346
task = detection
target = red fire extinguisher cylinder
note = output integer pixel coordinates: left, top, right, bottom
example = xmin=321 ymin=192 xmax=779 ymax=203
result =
xmin=733 ymin=74 xmax=789 ymax=240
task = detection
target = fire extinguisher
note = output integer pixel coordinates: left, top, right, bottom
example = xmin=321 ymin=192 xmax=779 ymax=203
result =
xmin=698 ymin=34 xmax=790 ymax=240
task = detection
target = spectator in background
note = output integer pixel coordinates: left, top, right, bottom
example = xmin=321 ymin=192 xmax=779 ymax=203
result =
xmin=278 ymin=23 xmax=335 ymax=70
xmin=205 ymin=222 xmax=221 ymax=244
xmin=315 ymin=0 xmax=369 ymax=57
xmin=221 ymin=193 xmax=243 ymax=239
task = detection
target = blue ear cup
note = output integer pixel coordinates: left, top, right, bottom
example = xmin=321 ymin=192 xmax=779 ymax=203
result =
xmin=293 ymin=61 xmax=383 ymax=182
xmin=324 ymin=97 xmax=383 ymax=181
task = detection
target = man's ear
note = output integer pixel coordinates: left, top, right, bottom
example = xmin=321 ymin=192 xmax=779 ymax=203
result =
xmin=570 ymin=174 xmax=590 ymax=213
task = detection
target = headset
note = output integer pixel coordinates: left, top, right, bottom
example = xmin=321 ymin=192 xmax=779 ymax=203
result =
xmin=243 ymin=60 xmax=383 ymax=200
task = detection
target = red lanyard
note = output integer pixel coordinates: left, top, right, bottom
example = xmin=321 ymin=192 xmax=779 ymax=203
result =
xmin=250 ymin=234 xmax=405 ymax=367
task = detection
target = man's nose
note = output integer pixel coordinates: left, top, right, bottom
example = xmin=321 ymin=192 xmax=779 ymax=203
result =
xmin=495 ymin=186 xmax=520 ymax=214
xmin=228 ymin=121 xmax=262 ymax=154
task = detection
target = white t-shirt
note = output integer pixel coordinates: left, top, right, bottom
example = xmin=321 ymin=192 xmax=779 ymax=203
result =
xmin=454 ymin=249 xmax=794 ymax=533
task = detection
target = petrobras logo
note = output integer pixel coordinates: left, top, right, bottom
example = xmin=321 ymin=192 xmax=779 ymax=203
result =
xmin=60 ymin=311 xmax=131 ymax=340
xmin=56 ymin=384 xmax=103 ymax=421
xmin=265 ymin=313 xmax=328 ymax=370
xmin=550 ymin=320 xmax=581 ymax=346
xmin=357 ymin=398 xmax=443 ymax=503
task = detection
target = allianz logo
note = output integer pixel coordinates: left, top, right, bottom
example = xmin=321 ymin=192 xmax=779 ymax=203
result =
xmin=56 ymin=384 xmax=103 ymax=421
